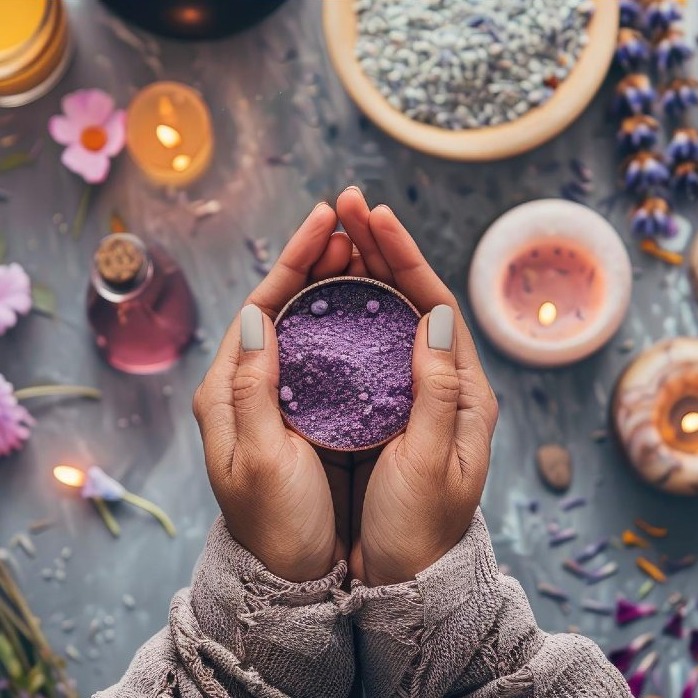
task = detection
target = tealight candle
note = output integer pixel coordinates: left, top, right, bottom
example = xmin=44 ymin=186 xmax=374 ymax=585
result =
xmin=125 ymin=81 xmax=213 ymax=187
xmin=468 ymin=200 xmax=633 ymax=368
xmin=0 ymin=0 xmax=72 ymax=107
xmin=613 ymin=337 xmax=698 ymax=496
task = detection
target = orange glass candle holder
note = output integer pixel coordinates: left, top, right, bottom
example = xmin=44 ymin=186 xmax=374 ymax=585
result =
xmin=0 ymin=0 xmax=72 ymax=107
xmin=125 ymin=81 xmax=214 ymax=188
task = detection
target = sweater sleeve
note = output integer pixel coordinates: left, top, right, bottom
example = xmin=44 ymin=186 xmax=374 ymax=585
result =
xmin=351 ymin=510 xmax=631 ymax=698
xmin=94 ymin=516 xmax=355 ymax=698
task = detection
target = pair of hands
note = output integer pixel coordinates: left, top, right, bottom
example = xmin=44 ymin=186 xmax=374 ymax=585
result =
xmin=193 ymin=187 xmax=498 ymax=586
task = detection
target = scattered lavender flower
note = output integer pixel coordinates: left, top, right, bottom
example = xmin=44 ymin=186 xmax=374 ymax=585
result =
xmin=654 ymin=28 xmax=693 ymax=73
xmin=618 ymin=115 xmax=660 ymax=152
xmin=0 ymin=373 xmax=35 ymax=457
xmin=608 ymin=632 xmax=654 ymax=673
xmin=559 ymin=495 xmax=587 ymax=512
xmin=81 ymin=466 xmax=127 ymax=501
xmin=683 ymin=667 xmax=698 ymax=698
xmin=614 ymin=75 xmax=655 ymax=116
xmin=661 ymin=79 xmax=698 ymax=117
xmin=549 ymin=527 xmax=578 ymax=546
xmin=620 ymin=0 xmax=642 ymax=27
xmin=574 ymin=538 xmax=609 ymax=563
xmin=666 ymin=128 xmax=698 ymax=165
xmin=690 ymin=629 xmax=698 ymax=662
xmin=623 ymin=151 xmax=670 ymax=192
xmin=536 ymin=582 xmax=569 ymax=603
xmin=0 ymin=262 xmax=31 ymax=336
xmin=631 ymin=197 xmax=678 ymax=238
xmin=644 ymin=1 xmax=682 ymax=34
xmin=615 ymin=598 xmax=657 ymax=626
xmin=586 ymin=561 xmax=619 ymax=584
xmin=662 ymin=605 xmax=686 ymax=638
xmin=581 ymin=598 xmax=614 ymax=616
xmin=662 ymin=554 xmax=697 ymax=574
xmin=615 ymin=29 xmax=649 ymax=71
xmin=671 ymin=162 xmax=698 ymax=200
xmin=627 ymin=651 xmax=658 ymax=696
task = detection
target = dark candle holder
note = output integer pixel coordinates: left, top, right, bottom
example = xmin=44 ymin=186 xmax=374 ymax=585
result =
xmin=99 ymin=0 xmax=289 ymax=40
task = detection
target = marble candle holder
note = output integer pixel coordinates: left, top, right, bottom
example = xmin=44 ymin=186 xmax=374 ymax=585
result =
xmin=613 ymin=337 xmax=698 ymax=496
xmin=274 ymin=277 xmax=420 ymax=451
xmin=468 ymin=200 xmax=633 ymax=368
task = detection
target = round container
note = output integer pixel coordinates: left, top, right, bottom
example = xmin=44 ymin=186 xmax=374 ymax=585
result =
xmin=468 ymin=200 xmax=633 ymax=368
xmin=0 ymin=0 xmax=72 ymax=108
xmin=125 ymin=81 xmax=214 ymax=188
xmin=274 ymin=277 xmax=420 ymax=452
xmin=612 ymin=338 xmax=698 ymax=496
xmin=323 ymin=0 xmax=618 ymax=161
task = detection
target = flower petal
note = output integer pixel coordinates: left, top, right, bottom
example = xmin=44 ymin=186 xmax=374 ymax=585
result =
xmin=103 ymin=110 xmax=126 ymax=157
xmin=61 ymin=144 xmax=111 ymax=184
xmin=62 ymin=89 xmax=115 ymax=128
xmin=48 ymin=115 xmax=81 ymax=145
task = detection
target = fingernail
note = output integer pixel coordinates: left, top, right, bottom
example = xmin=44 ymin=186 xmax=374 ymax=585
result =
xmin=428 ymin=305 xmax=454 ymax=351
xmin=241 ymin=305 xmax=264 ymax=351
xmin=343 ymin=185 xmax=361 ymax=195
xmin=375 ymin=204 xmax=392 ymax=214
xmin=313 ymin=201 xmax=329 ymax=212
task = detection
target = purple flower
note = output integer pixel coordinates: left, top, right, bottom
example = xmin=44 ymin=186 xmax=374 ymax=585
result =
xmin=574 ymin=538 xmax=609 ymax=563
xmin=614 ymin=75 xmax=656 ymax=116
xmin=48 ymin=89 xmax=125 ymax=184
xmin=627 ymin=651 xmax=658 ymax=696
xmin=624 ymin=151 xmax=670 ymax=192
xmin=81 ymin=465 xmax=126 ymax=501
xmin=0 ymin=374 xmax=34 ymax=457
xmin=661 ymin=79 xmax=698 ymax=117
xmin=690 ymin=628 xmax=698 ymax=662
xmin=683 ymin=667 xmax=698 ymax=698
xmin=671 ymin=162 xmax=698 ymax=200
xmin=615 ymin=597 xmax=657 ymax=625
xmin=644 ymin=1 xmax=682 ymax=33
xmin=616 ymin=29 xmax=650 ymax=71
xmin=662 ymin=605 xmax=686 ymax=638
xmin=608 ymin=632 xmax=654 ymax=673
xmin=654 ymin=28 xmax=693 ymax=73
xmin=631 ymin=197 xmax=678 ymax=238
xmin=618 ymin=115 xmax=660 ymax=152
xmin=0 ymin=263 xmax=31 ymax=336
xmin=666 ymin=128 xmax=698 ymax=165
xmin=620 ymin=0 xmax=642 ymax=27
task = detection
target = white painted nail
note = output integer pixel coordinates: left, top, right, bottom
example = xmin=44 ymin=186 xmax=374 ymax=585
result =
xmin=241 ymin=305 xmax=264 ymax=351
xmin=428 ymin=305 xmax=454 ymax=351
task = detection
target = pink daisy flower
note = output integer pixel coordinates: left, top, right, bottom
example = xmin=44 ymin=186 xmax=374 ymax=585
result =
xmin=0 ymin=374 xmax=35 ymax=457
xmin=0 ymin=263 xmax=31 ymax=336
xmin=48 ymin=89 xmax=126 ymax=184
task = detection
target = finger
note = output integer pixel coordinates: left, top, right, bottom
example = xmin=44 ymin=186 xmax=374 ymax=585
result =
xmin=310 ymin=232 xmax=353 ymax=280
xmin=346 ymin=244 xmax=369 ymax=277
xmin=337 ymin=187 xmax=393 ymax=283
xmin=401 ymin=306 xmax=458 ymax=477
xmin=246 ymin=202 xmax=338 ymax=318
xmin=233 ymin=305 xmax=287 ymax=461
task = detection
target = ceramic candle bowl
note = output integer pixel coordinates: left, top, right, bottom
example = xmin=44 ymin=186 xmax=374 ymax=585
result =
xmin=612 ymin=338 xmax=698 ymax=496
xmin=274 ymin=277 xmax=420 ymax=452
xmin=468 ymin=199 xmax=633 ymax=368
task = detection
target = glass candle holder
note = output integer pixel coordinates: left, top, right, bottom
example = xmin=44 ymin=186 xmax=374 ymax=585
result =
xmin=0 ymin=0 xmax=72 ymax=108
xmin=86 ymin=233 xmax=197 ymax=374
xmin=613 ymin=337 xmax=698 ymax=496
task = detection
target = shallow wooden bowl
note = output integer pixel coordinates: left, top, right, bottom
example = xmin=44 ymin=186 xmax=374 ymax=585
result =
xmin=323 ymin=0 xmax=619 ymax=161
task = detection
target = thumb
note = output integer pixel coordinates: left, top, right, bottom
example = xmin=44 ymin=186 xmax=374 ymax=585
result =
xmin=234 ymin=304 xmax=287 ymax=455
xmin=403 ymin=305 xmax=458 ymax=469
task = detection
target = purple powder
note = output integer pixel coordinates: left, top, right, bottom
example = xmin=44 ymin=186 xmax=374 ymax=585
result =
xmin=276 ymin=279 xmax=419 ymax=450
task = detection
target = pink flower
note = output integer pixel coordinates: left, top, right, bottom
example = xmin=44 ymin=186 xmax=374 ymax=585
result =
xmin=0 ymin=374 xmax=34 ymax=457
xmin=48 ymin=89 xmax=125 ymax=184
xmin=0 ymin=263 xmax=31 ymax=336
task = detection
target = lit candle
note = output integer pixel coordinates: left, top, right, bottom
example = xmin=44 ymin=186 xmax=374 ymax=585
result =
xmin=0 ymin=0 xmax=72 ymax=108
xmin=468 ymin=200 xmax=633 ymax=368
xmin=613 ymin=337 xmax=698 ymax=496
xmin=125 ymin=81 xmax=213 ymax=187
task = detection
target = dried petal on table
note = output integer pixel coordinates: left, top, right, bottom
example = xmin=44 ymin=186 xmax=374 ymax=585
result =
xmin=608 ymin=632 xmax=654 ymax=673
xmin=581 ymin=598 xmax=614 ymax=616
xmin=574 ymin=538 xmax=610 ymax=563
xmin=627 ymin=651 xmax=658 ymax=697
xmin=682 ymin=666 xmax=698 ymax=698
xmin=661 ymin=605 xmax=686 ymax=638
xmin=549 ymin=528 xmax=578 ymax=547
xmin=640 ymin=238 xmax=684 ymax=265
xmin=622 ymin=530 xmax=650 ymax=548
xmin=689 ymin=628 xmax=698 ymax=662
xmin=587 ymin=561 xmax=619 ymax=584
xmin=636 ymin=556 xmax=667 ymax=583
xmin=559 ymin=496 xmax=587 ymax=512
xmin=537 ymin=582 xmax=570 ymax=603
xmin=635 ymin=518 xmax=668 ymax=538
xmin=616 ymin=598 xmax=658 ymax=625
xmin=662 ymin=554 xmax=697 ymax=574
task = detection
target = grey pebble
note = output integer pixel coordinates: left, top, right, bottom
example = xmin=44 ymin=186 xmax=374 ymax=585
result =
xmin=54 ymin=568 xmax=66 ymax=582
xmin=61 ymin=546 xmax=73 ymax=560
xmin=122 ymin=593 xmax=136 ymax=609
xmin=104 ymin=615 xmax=115 ymax=626
xmin=104 ymin=628 xmax=116 ymax=643
xmin=61 ymin=619 xmax=76 ymax=633
xmin=41 ymin=568 xmax=54 ymax=580
xmin=65 ymin=644 xmax=82 ymax=663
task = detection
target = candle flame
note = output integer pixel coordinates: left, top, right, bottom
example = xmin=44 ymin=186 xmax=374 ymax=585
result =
xmin=172 ymin=154 xmax=191 ymax=172
xmin=538 ymin=301 xmax=558 ymax=327
xmin=156 ymin=124 xmax=182 ymax=149
xmin=53 ymin=465 xmax=86 ymax=488
xmin=681 ymin=411 xmax=698 ymax=434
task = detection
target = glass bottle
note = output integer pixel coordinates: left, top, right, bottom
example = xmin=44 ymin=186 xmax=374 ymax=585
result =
xmin=87 ymin=233 xmax=197 ymax=374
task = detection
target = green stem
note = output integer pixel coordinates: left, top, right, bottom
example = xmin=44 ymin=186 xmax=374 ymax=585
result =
xmin=0 ymin=594 xmax=32 ymax=641
xmin=91 ymin=498 xmax=121 ymax=538
xmin=71 ymin=185 xmax=92 ymax=240
xmin=14 ymin=385 xmax=102 ymax=401
xmin=123 ymin=492 xmax=177 ymax=538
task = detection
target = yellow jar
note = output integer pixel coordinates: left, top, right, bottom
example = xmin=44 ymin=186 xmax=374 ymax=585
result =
xmin=0 ymin=0 xmax=72 ymax=107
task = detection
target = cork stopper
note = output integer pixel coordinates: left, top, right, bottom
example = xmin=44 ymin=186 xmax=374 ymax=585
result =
xmin=94 ymin=235 xmax=147 ymax=289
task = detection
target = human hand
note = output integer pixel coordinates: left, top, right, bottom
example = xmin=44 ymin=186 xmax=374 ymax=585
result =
xmin=335 ymin=188 xmax=499 ymax=587
xmin=193 ymin=203 xmax=356 ymax=582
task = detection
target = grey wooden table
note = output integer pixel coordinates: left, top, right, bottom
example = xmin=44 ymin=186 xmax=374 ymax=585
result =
xmin=1 ymin=0 xmax=697 ymax=695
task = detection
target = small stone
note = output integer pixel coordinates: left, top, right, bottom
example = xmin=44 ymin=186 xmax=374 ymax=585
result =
xmin=366 ymin=300 xmax=380 ymax=314
xmin=54 ymin=568 xmax=66 ymax=582
xmin=311 ymin=299 xmax=329 ymax=316
xmin=536 ymin=444 xmax=572 ymax=492
xmin=122 ymin=594 xmax=136 ymax=609
xmin=103 ymin=615 xmax=115 ymax=626
xmin=41 ymin=568 xmax=54 ymax=580
xmin=280 ymin=386 xmax=293 ymax=402
xmin=61 ymin=546 xmax=73 ymax=560
xmin=87 ymin=647 xmax=101 ymax=660
xmin=61 ymin=619 xmax=76 ymax=632
xmin=104 ymin=628 xmax=116 ymax=643
xmin=65 ymin=644 xmax=82 ymax=663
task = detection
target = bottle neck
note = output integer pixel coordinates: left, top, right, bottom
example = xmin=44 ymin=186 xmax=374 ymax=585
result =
xmin=91 ymin=233 xmax=153 ymax=303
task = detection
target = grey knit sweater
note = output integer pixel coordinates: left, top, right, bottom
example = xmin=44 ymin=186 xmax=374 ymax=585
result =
xmin=95 ymin=511 xmax=630 ymax=697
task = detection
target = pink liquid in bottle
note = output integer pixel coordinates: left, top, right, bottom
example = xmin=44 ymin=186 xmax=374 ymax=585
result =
xmin=87 ymin=234 xmax=197 ymax=374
